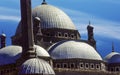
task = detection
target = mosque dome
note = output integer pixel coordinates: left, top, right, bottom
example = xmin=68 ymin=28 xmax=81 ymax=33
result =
xmin=32 ymin=3 xmax=76 ymax=30
xmin=19 ymin=58 xmax=55 ymax=75
xmin=0 ymin=46 xmax=22 ymax=65
xmin=48 ymin=40 xmax=102 ymax=60
xmin=0 ymin=45 xmax=50 ymax=65
xmin=15 ymin=2 xmax=76 ymax=35
xmin=107 ymin=54 xmax=120 ymax=64
xmin=104 ymin=51 xmax=120 ymax=62
xmin=34 ymin=45 xmax=50 ymax=57
xmin=0 ymin=33 xmax=6 ymax=37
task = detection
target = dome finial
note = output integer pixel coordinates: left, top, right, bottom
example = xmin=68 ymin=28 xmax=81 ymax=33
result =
xmin=89 ymin=20 xmax=91 ymax=25
xmin=42 ymin=0 xmax=47 ymax=5
xmin=112 ymin=42 xmax=115 ymax=52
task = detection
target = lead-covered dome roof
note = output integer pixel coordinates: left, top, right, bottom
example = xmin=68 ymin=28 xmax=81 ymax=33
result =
xmin=48 ymin=40 xmax=102 ymax=60
xmin=19 ymin=58 xmax=55 ymax=75
xmin=15 ymin=3 xmax=76 ymax=35
xmin=0 ymin=45 xmax=50 ymax=65
xmin=107 ymin=54 xmax=120 ymax=64
xmin=32 ymin=4 xmax=76 ymax=30
xmin=104 ymin=51 xmax=120 ymax=62
xmin=0 ymin=46 xmax=22 ymax=65
xmin=34 ymin=45 xmax=50 ymax=57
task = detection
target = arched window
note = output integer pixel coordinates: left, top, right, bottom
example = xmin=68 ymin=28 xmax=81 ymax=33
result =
xmin=63 ymin=63 xmax=68 ymax=68
xmin=71 ymin=34 xmax=74 ymax=39
xmin=90 ymin=63 xmax=94 ymax=69
xmin=56 ymin=63 xmax=61 ymax=68
xmin=58 ymin=32 xmax=62 ymax=37
xmin=64 ymin=33 xmax=68 ymax=38
xmin=96 ymin=64 xmax=100 ymax=70
xmin=70 ymin=63 xmax=75 ymax=69
xmin=79 ymin=63 xmax=84 ymax=69
xmin=116 ymin=67 xmax=119 ymax=72
xmin=85 ymin=63 xmax=89 ymax=69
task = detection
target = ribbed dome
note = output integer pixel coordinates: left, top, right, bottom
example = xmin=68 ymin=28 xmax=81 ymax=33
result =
xmin=108 ymin=54 xmax=120 ymax=64
xmin=0 ymin=45 xmax=49 ymax=65
xmin=0 ymin=46 xmax=22 ymax=65
xmin=32 ymin=4 xmax=76 ymax=30
xmin=104 ymin=52 xmax=119 ymax=62
xmin=15 ymin=3 xmax=76 ymax=35
xmin=34 ymin=45 xmax=50 ymax=57
xmin=48 ymin=40 xmax=102 ymax=60
xmin=19 ymin=58 xmax=55 ymax=75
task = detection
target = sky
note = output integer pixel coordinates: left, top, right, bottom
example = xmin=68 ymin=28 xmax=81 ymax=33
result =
xmin=0 ymin=0 xmax=120 ymax=58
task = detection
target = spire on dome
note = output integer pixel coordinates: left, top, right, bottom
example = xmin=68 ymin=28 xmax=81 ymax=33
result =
xmin=42 ymin=0 xmax=47 ymax=5
xmin=112 ymin=42 xmax=115 ymax=52
xmin=89 ymin=20 xmax=91 ymax=25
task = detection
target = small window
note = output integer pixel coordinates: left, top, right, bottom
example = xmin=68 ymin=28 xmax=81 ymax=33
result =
xmin=64 ymin=33 xmax=68 ymax=37
xmin=80 ymin=63 xmax=84 ymax=68
xmin=71 ymin=34 xmax=74 ymax=39
xmin=116 ymin=67 xmax=119 ymax=71
xmin=58 ymin=32 xmax=62 ymax=37
xmin=85 ymin=63 xmax=89 ymax=69
xmin=63 ymin=63 xmax=68 ymax=68
xmin=96 ymin=64 xmax=100 ymax=69
xmin=110 ymin=67 xmax=114 ymax=71
xmin=70 ymin=63 xmax=75 ymax=68
xmin=90 ymin=64 xmax=94 ymax=69
xmin=56 ymin=64 xmax=61 ymax=68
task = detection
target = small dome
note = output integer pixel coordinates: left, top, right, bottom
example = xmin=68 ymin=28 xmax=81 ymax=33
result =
xmin=0 ymin=46 xmax=22 ymax=65
xmin=1 ymin=33 xmax=6 ymax=37
xmin=108 ymin=54 xmax=120 ymax=64
xmin=0 ymin=45 xmax=50 ymax=65
xmin=34 ymin=45 xmax=50 ymax=57
xmin=104 ymin=52 xmax=120 ymax=62
xmin=48 ymin=40 xmax=102 ymax=60
xmin=19 ymin=58 xmax=55 ymax=75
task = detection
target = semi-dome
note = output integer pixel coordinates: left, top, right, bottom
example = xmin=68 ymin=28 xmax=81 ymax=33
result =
xmin=19 ymin=58 xmax=55 ymax=75
xmin=0 ymin=46 xmax=22 ymax=65
xmin=48 ymin=40 xmax=102 ymax=60
xmin=107 ymin=54 xmax=120 ymax=64
xmin=34 ymin=45 xmax=50 ymax=57
xmin=104 ymin=52 xmax=120 ymax=62
xmin=0 ymin=45 xmax=49 ymax=65
xmin=32 ymin=4 xmax=76 ymax=30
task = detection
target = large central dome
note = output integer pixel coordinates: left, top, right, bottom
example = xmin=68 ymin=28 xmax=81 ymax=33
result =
xmin=32 ymin=3 xmax=76 ymax=30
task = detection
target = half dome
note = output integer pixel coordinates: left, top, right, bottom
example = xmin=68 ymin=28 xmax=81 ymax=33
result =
xmin=108 ymin=54 xmax=120 ymax=64
xmin=19 ymin=58 xmax=55 ymax=75
xmin=48 ymin=40 xmax=102 ymax=60
xmin=34 ymin=45 xmax=50 ymax=57
xmin=104 ymin=52 xmax=120 ymax=62
xmin=0 ymin=46 xmax=22 ymax=65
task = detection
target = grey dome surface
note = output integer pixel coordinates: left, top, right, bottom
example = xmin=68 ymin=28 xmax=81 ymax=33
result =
xmin=19 ymin=58 xmax=55 ymax=75
xmin=48 ymin=40 xmax=102 ymax=60
xmin=34 ymin=45 xmax=50 ymax=57
xmin=107 ymin=54 xmax=120 ymax=64
xmin=104 ymin=52 xmax=120 ymax=62
xmin=0 ymin=45 xmax=49 ymax=65
xmin=1 ymin=33 xmax=6 ymax=37
xmin=32 ymin=4 xmax=76 ymax=30
xmin=15 ymin=4 xmax=76 ymax=35
xmin=0 ymin=46 xmax=22 ymax=65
